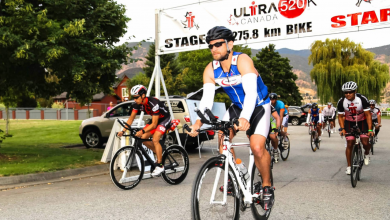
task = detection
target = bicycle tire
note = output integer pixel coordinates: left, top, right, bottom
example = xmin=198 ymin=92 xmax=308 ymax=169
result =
xmin=350 ymin=144 xmax=359 ymax=188
xmin=310 ymin=133 xmax=317 ymax=152
xmin=370 ymin=137 xmax=374 ymax=155
xmin=328 ymin=123 xmax=331 ymax=138
xmin=250 ymin=163 xmax=273 ymax=220
xmin=161 ymin=145 xmax=189 ymax=185
xmin=357 ymin=144 xmax=363 ymax=181
xmin=279 ymin=136 xmax=290 ymax=161
xmin=191 ymin=156 xmax=240 ymax=220
xmin=110 ymin=146 xmax=144 ymax=190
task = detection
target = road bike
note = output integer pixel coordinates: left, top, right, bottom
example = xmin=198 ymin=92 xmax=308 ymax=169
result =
xmin=348 ymin=126 xmax=365 ymax=188
xmin=324 ymin=116 xmax=332 ymax=138
xmin=109 ymin=119 xmax=189 ymax=190
xmin=307 ymin=122 xmax=320 ymax=152
xmin=369 ymin=122 xmax=380 ymax=155
xmin=190 ymin=108 xmax=274 ymax=220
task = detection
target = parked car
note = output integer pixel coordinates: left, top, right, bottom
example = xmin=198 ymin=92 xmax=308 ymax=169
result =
xmin=288 ymin=107 xmax=307 ymax=125
xmin=79 ymin=94 xmax=226 ymax=151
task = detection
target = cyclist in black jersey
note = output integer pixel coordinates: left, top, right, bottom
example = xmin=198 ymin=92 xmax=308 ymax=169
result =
xmin=369 ymin=100 xmax=382 ymax=140
xmin=117 ymin=85 xmax=171 ymax=177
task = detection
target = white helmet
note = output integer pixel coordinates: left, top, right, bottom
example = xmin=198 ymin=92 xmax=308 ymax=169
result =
xmin=130 ymin=85 xmax=147 ymax=96
xmin=327 ymin=102 xmax=332 ymax=106
xmin=342 ymin=81 xmax=358 ymax=92
xmin=369 ymin=100 xmax=376 ymax=105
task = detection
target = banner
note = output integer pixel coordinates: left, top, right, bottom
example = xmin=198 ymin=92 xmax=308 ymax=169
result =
xmin=157 ymin=0 xmax=390 ymax=54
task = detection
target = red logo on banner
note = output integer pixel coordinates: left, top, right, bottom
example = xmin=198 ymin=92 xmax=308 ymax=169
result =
xmin=181 ymin=12 xmax=199 ymax=30
xmin=278 ymin=0 xmax=307 ymax=19
xmin=249 ymin=1 xmax=257 ymax=16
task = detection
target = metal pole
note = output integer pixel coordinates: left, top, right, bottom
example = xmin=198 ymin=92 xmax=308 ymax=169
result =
xmin=155 ymin=9 xmax=161 ymax=98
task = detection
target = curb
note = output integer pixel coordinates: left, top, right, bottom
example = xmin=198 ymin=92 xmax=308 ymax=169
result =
xmin=0 ymin=164 xmax=109 ymax=187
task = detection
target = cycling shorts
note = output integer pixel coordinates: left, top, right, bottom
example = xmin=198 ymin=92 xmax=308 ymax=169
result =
xmin=344 ymin=120 xmax=369 ymax=141
xmin=223 ymin=103 xmax=271 ymax=138
xmin=282 ymin=115 xmax=289 ymax=127
xmin=372 ymin=119 xmax=378 ymax=125
xmin=144 ymin=116 xmax=171 ymax=135
xmin=324 ymin=116 xmax=335 ymax=122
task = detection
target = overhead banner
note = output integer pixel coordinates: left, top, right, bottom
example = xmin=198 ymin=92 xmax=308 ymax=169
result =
xmin=157 ymin=0 xmax=390 ymax=55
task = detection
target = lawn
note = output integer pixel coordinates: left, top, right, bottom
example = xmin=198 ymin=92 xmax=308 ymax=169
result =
xmin=0 ymin=120 xmax=103 ymax=176
xmin=381 ymin=115 xmax=390 ymax=120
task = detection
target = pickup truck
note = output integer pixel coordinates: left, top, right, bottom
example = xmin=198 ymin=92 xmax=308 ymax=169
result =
xmin=79 ymin=93 xmax=226 ymax=151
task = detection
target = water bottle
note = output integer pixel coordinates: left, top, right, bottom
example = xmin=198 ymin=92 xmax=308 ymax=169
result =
xmin=236 ymin=158 xmax=249 ymax=182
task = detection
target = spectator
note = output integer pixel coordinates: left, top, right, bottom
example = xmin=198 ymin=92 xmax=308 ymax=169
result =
xmin=107 ymin=102 xmax=114 ymax=111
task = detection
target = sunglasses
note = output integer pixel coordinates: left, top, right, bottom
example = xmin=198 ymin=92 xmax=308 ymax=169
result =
xmin=133 ymin=96 xmax=140 ymax=100
xmin=344 ymin=91 xmax=355 ymax=94
xmin=208 ymin=41 xmax=225 ymax=49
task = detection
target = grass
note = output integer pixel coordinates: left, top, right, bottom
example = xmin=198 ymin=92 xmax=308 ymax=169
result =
xmin=381 ymin=115 xmax=390 ymax=120
xmin=0 ymin=120 xmax=103 ymax=176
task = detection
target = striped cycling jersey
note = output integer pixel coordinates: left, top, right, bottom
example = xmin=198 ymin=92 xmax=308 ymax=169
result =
xmin=213 ymin=52 xmax=269 ymax=109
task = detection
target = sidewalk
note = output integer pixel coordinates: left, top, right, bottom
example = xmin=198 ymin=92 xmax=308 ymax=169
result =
xmin=0 ymin=164 xmax=109 ymax=190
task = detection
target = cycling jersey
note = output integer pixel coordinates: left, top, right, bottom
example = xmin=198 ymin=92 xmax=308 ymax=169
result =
xmin=132 ymin=97 xmax=169 ymax=119
xmin=370 ymin=107 xmax=380 ymax=120
xmin=273 ymin=100 xmax=287 ymax=116
xmin=322 ymin=106 xmax=336 ymax=117
xmin=337 ymin=93 xmax=370 ymax=122
xmin=311 ymin=108 xmax=320 ymax=122
xmin=213 ymin=52 xmax=269 ymax=109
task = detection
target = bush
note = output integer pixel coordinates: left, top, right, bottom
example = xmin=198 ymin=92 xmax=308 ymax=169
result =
xmin=16 ymin=96 xmax=37 ymax=108
xmin=52 ymin=102 xmax=64 ymax=109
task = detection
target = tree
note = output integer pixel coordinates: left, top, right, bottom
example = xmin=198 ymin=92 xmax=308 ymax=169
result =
xmin=309 ymin=38 xmax=390 ymax=103
xmin=0 ymin=0 xmax=135 ymax=109
xmin=143 ymin=42 xmax=180 ymax=78
xmin=253 ymin=44 xmax=302 ymax=105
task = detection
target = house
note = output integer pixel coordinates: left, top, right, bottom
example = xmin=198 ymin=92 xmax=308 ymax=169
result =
xmin=114 ymin=68 xmax=143 ymax=102
xmin=52 ymin=92 xmax=119 ymax=116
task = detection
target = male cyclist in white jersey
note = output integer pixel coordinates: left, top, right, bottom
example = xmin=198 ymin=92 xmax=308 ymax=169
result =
xmin=369 ymin=100 xmax=382 ymax=141
xmin=337 ymin=81 xmax=374 ymax=175
xmin=322 ymin=102 xmax=337 ymax=133
xmin=188 ymin=26 xmax=274 ymax=210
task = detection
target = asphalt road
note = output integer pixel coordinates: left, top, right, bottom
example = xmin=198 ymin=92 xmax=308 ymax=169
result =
xmin=1 ymin=121 xmax=390 ymax=220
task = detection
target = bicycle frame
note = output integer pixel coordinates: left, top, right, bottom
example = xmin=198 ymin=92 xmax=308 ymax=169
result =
xmin=209 ymin=136 xmax=256 ymax=206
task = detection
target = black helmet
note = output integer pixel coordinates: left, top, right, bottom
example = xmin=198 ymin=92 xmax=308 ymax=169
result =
xmin=270 ymin=93 xmax=278 ymax=100
xmin=312 ymin=103 xmax=318 ymax=109
xmin=206 ymin=26 xmax=235 ymax=44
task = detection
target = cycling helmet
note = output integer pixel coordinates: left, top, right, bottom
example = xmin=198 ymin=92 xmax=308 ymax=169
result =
xmin=342 ymin=81 xmax=358 ymax=92
xmin=206 ymin=26 xmax=235 ymax=44
xmin=130 ymin=85 xmax=147 ymax=96
xmin=270 ymin=93 xmax=278 ymax=100
xmin=369 ymin=100 xmax=376 ymax=105
xmin=312 ymin=103 xmax=318 ymax=109
xmin=327 ymin=102 xmax=332 ymax=106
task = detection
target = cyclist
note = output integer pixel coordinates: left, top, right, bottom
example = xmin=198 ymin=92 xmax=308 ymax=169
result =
xmin=188 ymin=26 xmax=274 ymax=210
xmin=322 ymin=102 xmax=337 ymax=133
xmin=282 ymin=105 xmax=289 ymax=134
xmin=337 ymin=81 xmax=374 ymax=175
xmin=269 ymin=105 xmax=282 ymax=163
xmin=369 ymin=100 xmax=381 ymax=141
xmin=117 ymin=85 xmax=171 ymax=177
xmin=270 ymin=93 xmax=289 ymax=146
xmin=305 ymin=103 xmax=323 ymax=141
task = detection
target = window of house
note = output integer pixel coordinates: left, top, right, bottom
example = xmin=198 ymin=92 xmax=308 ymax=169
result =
xmin=122 ymin=88 xmax=129 ymax=97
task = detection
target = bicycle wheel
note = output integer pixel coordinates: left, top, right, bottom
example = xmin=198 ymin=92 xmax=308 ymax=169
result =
xmin=350 ymin=144 xmax=359 ymax=188
xmin=110 ymin=146 xmax=144 ymax=190
xmin=370 ymin=137 xmax=374 ymax=155
xmin=310 ymin=132 xmax=317 ymax=152
xmin=161 ymin=145 xmax=189 ymax=185
xmin=357 ymin=145 xmax=363 ymax=181
xmin=191 ymin=156 xmax=240 ymax=220
xmin=279 ymin=136 xmax=290 ymax=161
xmin=250 ymin=163 xmax=273 ymax=220
xmin=328 ymin=123 xmax=331 ymax=138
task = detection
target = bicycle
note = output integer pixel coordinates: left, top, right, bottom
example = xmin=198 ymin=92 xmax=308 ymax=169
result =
xmin=369 ymin=122 xmax=379 ymax=155
xmin=266 ymin=128 xmax=290 ymax=163
xmin=347 ymin=125 xmax=365 ymax=188
xmin=190 ymin=108 xmax=274 ymax=220
xmin=109 ymin=119 xmax=189 ymax=190
xmin=307 ymin=122 xmax=320 ymax=152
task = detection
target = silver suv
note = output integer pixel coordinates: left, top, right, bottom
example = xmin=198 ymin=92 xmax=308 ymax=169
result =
xmin=79 ymin=96 xmax=219 ymax=150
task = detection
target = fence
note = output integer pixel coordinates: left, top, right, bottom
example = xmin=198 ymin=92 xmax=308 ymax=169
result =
xmin=0 ymin=108 xmax=99 ymax=120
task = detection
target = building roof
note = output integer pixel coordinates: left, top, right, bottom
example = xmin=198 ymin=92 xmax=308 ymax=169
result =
xmin=114 ymin=68 xmax=144 ymax=88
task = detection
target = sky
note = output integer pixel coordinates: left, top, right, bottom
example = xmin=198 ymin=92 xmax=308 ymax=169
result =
xmin=116 ymin=0 xmax=390 ymax=50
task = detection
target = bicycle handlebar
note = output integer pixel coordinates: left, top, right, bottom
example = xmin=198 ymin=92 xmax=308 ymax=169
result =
xmin=189 ymin=108 xmax=239 ymax=134
xmin=116 ymin=118 xmax=151 ymax=141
